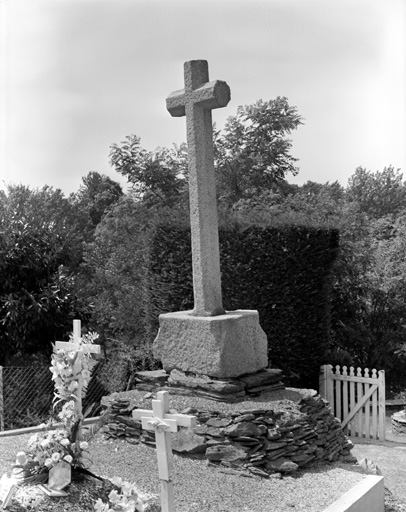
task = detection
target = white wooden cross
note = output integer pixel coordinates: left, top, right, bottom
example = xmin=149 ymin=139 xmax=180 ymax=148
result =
xmin=132 ymin=391 xmax=197 ymax=512
xmin=55 ymin=319 xmax=100 ymax=431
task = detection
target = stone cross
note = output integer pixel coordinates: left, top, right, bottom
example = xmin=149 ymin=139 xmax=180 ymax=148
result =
xmin=166 ymin=60 xmax=231 ymax=316
xmin=55 ymin=320 xmax=100 ymax=431
xmin=132 ymin=391 xmax=197 ymax=512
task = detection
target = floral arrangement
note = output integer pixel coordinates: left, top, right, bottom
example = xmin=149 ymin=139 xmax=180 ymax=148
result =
xmin=94 ymin=477 xmax=158 ymax=512
xmin=18 ymin=330 xmax=99 ymax=481
xmin=50 ymin=331 xmax=99 ymax=427
xmin=26 ymin=426 xmax=90 ymax=471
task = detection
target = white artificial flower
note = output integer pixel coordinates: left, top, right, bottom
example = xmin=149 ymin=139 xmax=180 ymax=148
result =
xmin=110 ymin=476 xmax=123 ymax=487
xmin=68 ymin=381 xmax=79 ymax=392
xmin=94 ymin=498 xmax=110 ymax=512
xmin=79 ymin=441 xmax=88 ymax=450
xmin=60 ymin=438 xmax=70 ymax=447
xmin=63 ymin=455 xmax=73 ymax=464
xmin=27 ymin=434 xmax=38 ymax=449
xmin=51 ymin=452 xmax=61 ymax=463
xmin=40 ymin=439 xmax=50 ymax=449
xmin=82 ymin=369 xmax=91 ymax=380
xmin=15 ymin=452 xmax=27 ymax=465
xmin=44 ymin=458 xmax=53 ymax=468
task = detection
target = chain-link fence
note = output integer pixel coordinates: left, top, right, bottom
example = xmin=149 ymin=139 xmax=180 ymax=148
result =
xmin=0 ymin=362 xmax=109 ymax=431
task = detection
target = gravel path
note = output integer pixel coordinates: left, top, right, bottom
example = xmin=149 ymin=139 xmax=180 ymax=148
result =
xmin=0 ymin=431 xmax=367 ymax=512
xmin=2 ymin=396 xmax=405 ymax=511
xmin=352 ymin=440 xmax=406 ymax=507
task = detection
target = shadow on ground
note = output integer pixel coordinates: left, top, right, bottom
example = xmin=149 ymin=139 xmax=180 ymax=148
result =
xmin=351 ymin=413 xmax=406 ymax=505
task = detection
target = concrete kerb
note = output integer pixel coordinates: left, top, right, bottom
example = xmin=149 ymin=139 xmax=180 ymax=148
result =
xmin=0 ymin=416 xmax=101 ymax=438
xmin=322 ymin=475 xmax=384 ymax=512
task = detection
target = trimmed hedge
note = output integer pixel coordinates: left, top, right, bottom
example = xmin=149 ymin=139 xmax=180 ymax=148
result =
xmin=144 ymin=224 xmax=339 ymax=390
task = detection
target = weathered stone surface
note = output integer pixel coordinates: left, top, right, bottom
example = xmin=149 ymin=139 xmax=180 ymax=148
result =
xmin=239 ymin=369 xmax=284 ymax=388
xmin=267 ymin=429 xmax=282 ymax=441
xmin=264 ymin=442 xmax=288 ymax=452
xmin=205 ymin=427 xmax=224 ymax=438
xmin=171 ymin=428 xmax=207 ymax=454
xmin=233 ymin=436 xmax=261 ymax=445
xmin=247 ymin=383 xmax=285 ymax=395
xmin=168 ymin=369 xmax=245 ymax=394
xmin=115 ymin=416 xmax=141 ymax=429
xmin=205 ymin=438 xmax=228 ymax=447
xmin=233 ymin=414 xmax=256 ymax=423
xmin=166 ymin=60 xmax=230 ymax=317
xmin=206 ymin=417 xmax=232 ymax=428
xmin=266 ymin=458 xmax=299 ymax=473
xmin=359 ymin=457 xmax=382 ymax=475
xmin=248 ymin=467 xmax=269 ymax=478
xmin=391 ymin=411 xmax=406 ymax=435
xmin=206 ymin=444 xmax=249 ymax=462
xmin=153 ymin=310 xmax=268 ymax=378
xmin=134 ymin=370 xmax=169 ymax=385
xmin=224 ymin=422 xmax=265 ymax=438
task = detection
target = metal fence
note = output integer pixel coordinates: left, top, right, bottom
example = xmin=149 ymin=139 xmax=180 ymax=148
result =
xmin=0 ymin=362 xmax=108 ymax=431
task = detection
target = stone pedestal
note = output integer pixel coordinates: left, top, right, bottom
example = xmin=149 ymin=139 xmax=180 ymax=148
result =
xmin=153 ymin=309 xmax=268 ymax=379
xmin=391 ymin=411 xmax=406 ymax=436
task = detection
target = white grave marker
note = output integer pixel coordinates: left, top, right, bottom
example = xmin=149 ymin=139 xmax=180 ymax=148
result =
xmin=132 ymin=391 xmax=197 ymax=512
xmin=55 ymin=319 xmax=100 ymax=435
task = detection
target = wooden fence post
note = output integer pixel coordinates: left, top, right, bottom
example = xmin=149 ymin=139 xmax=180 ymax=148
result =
xmin=319 ymin=364 xmax=334 ymax=408
xmin=378 ymin=370 xmax=386 ymax=441
xmin=0 ymin=366 xmax=4 ymax=431
xmin=319 ymin=365 xmax=328 ymax=400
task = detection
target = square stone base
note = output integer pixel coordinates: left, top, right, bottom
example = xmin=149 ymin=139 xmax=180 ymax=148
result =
xmin=153 ymin=309 xmax=268 ymax=379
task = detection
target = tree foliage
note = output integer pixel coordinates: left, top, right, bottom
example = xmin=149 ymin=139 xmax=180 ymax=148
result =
xmin=346 ymin=166 xmax=406 ymax=218
xmin=109 ymin=136 xmax=188 ymax=206
xmin=108 ymin=97 xmax=303 ymax=209
xmin=214 ymin=97 xmax=303 ymax=205
xmin=0 ymin=185 xmax=92 ymax=364
xmin=74 ymin=171 xmax=124 ymax=227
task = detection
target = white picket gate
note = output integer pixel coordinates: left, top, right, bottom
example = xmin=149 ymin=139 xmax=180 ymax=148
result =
xmin=319 ymin=364 xmax=386 ymax=442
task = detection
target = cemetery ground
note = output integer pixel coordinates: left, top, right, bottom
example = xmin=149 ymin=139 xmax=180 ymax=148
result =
xmin=0 ymin=411 xmax=406 ymax=512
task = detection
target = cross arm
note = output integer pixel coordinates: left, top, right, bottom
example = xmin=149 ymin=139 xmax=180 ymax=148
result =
xmin=166 ymin=89 xmax=186 ymax=117
xmin=166 ymin=80 xmax=231 ymax=118
xmin=132 ymin=409 xmax=197 ymax=428
xmin=142 ymin=417 xmax=179 ymax=433
xmin=55 ymin=341 xmax=101 ymax=355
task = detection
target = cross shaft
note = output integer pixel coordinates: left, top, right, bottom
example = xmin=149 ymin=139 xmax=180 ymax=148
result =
xmin=166 ymin=60 xmax=230 ymax=316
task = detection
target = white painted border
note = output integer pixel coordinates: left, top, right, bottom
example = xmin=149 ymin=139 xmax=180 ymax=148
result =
xmin=0 ymin=416 xmax=100 ymax=438
xmin=323 ymin=475 xmax=384 ymax=512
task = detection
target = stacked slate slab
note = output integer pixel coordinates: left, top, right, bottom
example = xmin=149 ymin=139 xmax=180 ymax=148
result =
xmin=133 ymin=368 xmax=284 ymax=402
xmin=100 ymin=387 xmax=356 ymax=478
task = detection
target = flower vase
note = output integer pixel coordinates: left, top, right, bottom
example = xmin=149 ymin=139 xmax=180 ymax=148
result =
xmin=48 ymin=461 xmax=71 ymax=491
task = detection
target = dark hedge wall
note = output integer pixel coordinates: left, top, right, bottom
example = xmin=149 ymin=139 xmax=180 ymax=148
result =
xmin=143 ymin=224 xmax=339 ymax=390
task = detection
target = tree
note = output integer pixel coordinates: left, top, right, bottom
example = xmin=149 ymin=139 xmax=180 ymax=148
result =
xmin=108 ymin=97 xmax=303 ymax=209
xmin=329 ymin=212 xmax=406 ymax=392
xmin=0 ymin=185 xmax=92 ymax=364
xmin=214 ymin=97 xmax=303 ymax=205
xmin=74 ymin=171 xmax=124 ymax=227
xmin=109 ymin=137 xmax=188 ymax=206
xmin=346 ymin=166 xmax=406 ymax=218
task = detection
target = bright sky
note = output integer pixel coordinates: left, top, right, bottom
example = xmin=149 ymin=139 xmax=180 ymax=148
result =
xmin=1 ymin=0 xmax=405 ymax=195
